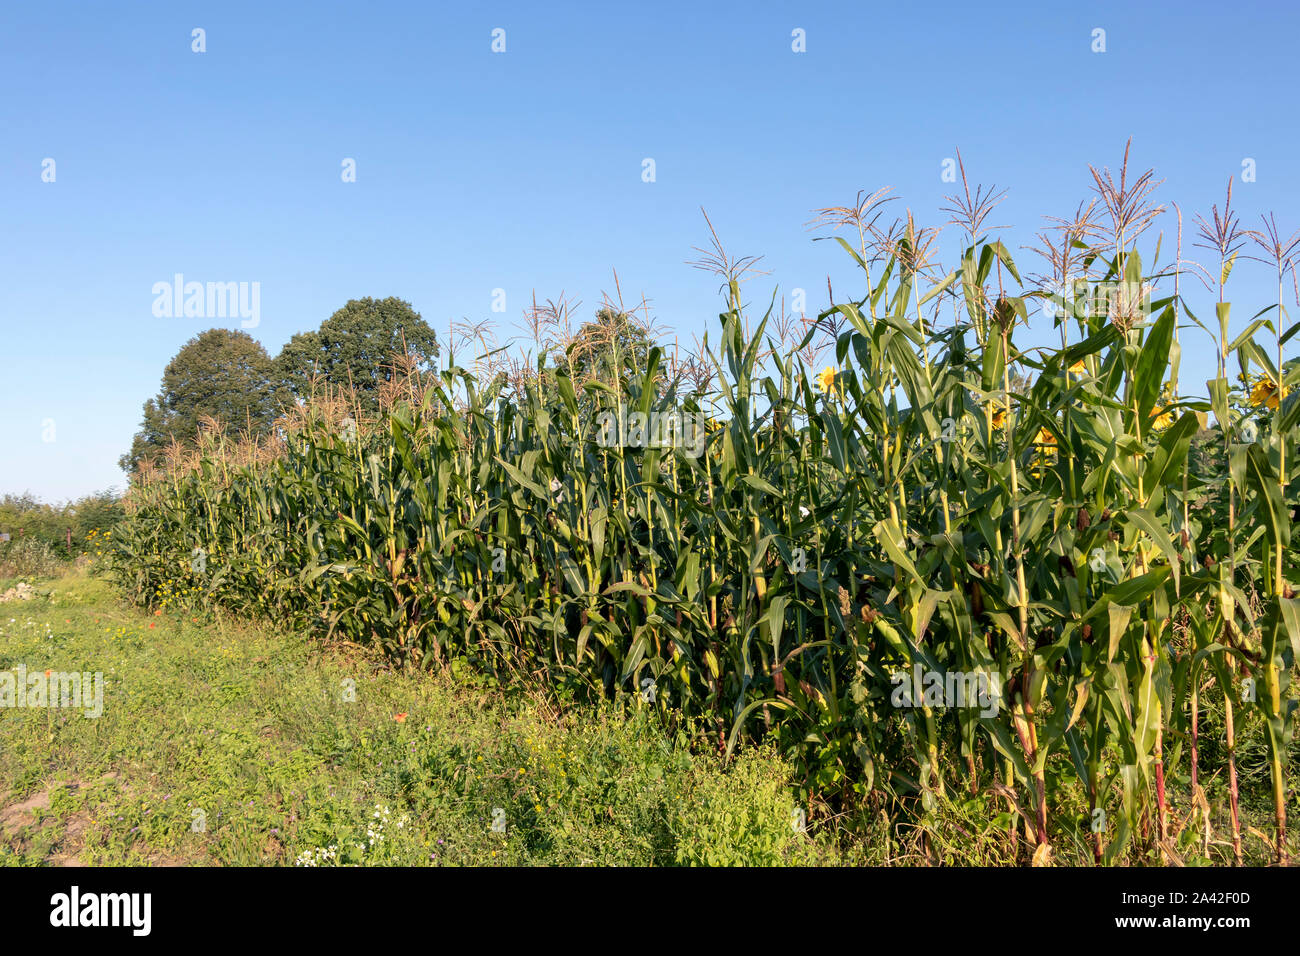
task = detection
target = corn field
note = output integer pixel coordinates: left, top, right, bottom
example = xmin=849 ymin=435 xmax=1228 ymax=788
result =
xmin=111 ymin=153 xmax=1299 ymax=866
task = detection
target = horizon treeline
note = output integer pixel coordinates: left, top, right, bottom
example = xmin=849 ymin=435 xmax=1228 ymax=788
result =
xmin=119 ymin=295 xmax=657 ymax=475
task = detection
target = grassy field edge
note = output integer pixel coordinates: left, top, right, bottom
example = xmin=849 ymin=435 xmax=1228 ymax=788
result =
xmin=0 ymin=570 xmax=854 ymax=866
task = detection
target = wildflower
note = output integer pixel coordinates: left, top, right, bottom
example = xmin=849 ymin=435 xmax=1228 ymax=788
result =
xmin=393 ymin=712 xmax=408 ymax=723
xmin=991 ymin=406 xmax=1007 ymax=430
xmin=815 ymin=366 xmax=837 ymax=394
xmin=1035 ymin=427 xmax=1056 ymax=446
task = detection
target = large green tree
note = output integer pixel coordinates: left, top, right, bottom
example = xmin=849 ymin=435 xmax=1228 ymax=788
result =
xmin=120 ymin=329 xmax=285 ymax=472
xmin=274 ymin=297 xmax=440 ymax=413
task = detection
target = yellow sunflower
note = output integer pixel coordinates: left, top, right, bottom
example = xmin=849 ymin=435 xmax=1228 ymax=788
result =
xmin=815 ymin=366 xmax=837 ymax=394
xmin=1029 ymin=426 xmax=1056 ymax=480
xmin=990 ymin=406 xmax=1007 ymax=429
xmin=1250 ymin=377 xmax=1282 ymax=410
xmin=1150 ymin=405 xmax=1174 ymax=431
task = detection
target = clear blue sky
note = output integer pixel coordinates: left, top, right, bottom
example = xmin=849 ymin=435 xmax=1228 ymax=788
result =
xmin=2 ymin=0 xmax=1297 ymax=501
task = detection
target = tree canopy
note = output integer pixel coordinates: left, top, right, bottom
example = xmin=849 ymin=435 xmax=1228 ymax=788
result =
xmin=120 ymin=329 xmax=285 ymax=472
xmin=274 ymin=297 xmax=440 ymax=413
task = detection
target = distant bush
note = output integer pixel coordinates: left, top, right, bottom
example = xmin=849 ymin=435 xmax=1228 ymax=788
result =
xmin=0 ymin=490 xmax=124 ymax=563
xmin=0 ymin=537 xmax=62 ymax=579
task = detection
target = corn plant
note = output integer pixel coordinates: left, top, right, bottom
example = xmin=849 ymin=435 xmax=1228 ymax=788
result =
xmin=111 ymin=152 xmax=1299 ymax=865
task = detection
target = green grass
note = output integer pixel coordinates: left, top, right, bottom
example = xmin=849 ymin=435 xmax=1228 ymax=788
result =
xmin=0 ymin=570 xmax=850 ymax=866
xmin=4 ymin=569 xmax=1288 ymax=866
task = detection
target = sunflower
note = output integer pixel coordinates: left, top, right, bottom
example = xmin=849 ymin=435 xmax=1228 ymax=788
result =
xmin=990 ymin=406 xmax=1007 ymax=429
xmin=1027 ymin=426 xmax=1056 ymax=479
xmin=1150 ymin=405 xmax=1174 ymax=431
xmin=1068 ymin=359 xmax=1087 ymax=375
xmin=815 ymin=366 xmax=837 ymax=394
xmin=1250 ymin=377 xmax=1282 ymax=410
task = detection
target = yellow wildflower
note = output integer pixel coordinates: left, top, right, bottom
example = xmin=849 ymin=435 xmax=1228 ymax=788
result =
xmin=815 ymin=366 xmax=837 ymax=394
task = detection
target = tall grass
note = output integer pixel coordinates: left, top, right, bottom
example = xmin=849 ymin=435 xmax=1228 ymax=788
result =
xmin=111 ymin=151 xmax=1298 ymax=865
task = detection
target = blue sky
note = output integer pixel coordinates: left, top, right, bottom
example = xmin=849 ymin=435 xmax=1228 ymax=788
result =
xmin=2 ymin=0 xmax=1297 ymax=500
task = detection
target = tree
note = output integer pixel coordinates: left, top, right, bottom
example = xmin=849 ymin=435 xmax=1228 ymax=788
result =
xmin=554 ymin=307 xmax=659 ymax=392
xmin=120 ymin=329 xmax=284 ymax=472
xmin=274 ymin=297 xmax=440 ymax=414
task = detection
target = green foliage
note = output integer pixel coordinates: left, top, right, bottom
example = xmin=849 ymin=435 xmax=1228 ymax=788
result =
xmin=553 ymin=306 xmax=660 ymax=396
xmin=0 ymin=537 xmax=61 ymax=579
xmin=107 ymin=221 xmax=1300 ymax=866
xmin=0 ymin=573 xmax=839 ymax=866
xmin=274 ymin=297 xmax=440 ymax=414
xmin=120 ymin=329 xmax=285 ymax=472
xmin=0 ymin=491 xmax=124 ymax=567
xmin=668 ymin=748 xmax=812 ymax=865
